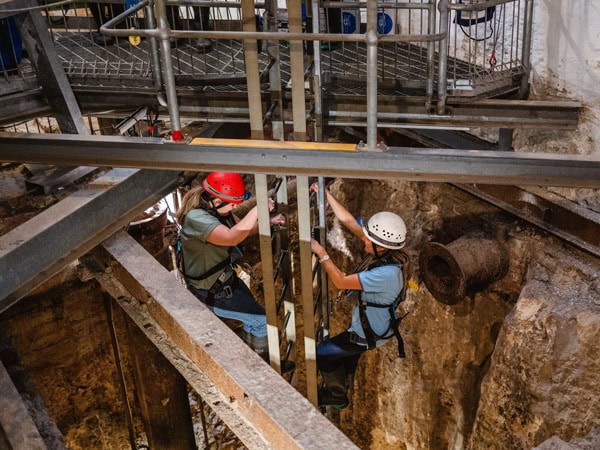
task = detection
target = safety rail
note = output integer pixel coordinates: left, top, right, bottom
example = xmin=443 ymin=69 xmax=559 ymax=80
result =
xmin=38 ymin=1 xmax=268 ymax=85
xmin=0 ymin=1 xmax=531 ymax=94
xmin=437 ymin=0 xmax=532 ymax=111
xmin=0 ymin=0 xmax=533 ymax=144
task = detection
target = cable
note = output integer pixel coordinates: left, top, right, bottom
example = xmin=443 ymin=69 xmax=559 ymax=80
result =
xmin=0 ymin=0 xmax=74 ymax=14
xmin=458 ymin=21 xmax=494 ymax=42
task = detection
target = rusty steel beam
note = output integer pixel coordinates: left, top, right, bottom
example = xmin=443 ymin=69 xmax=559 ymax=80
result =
xmin=1 ymin=133 xmax=600 ymax=188
xmin=456 ymin=184 xmax=600 ymax=259
xmin=94 ymin=231 xmax=358 ymax=450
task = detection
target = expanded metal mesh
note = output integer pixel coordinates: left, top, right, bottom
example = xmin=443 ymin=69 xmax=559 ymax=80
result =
xmin=2 ymin=1 xmax=528 ymax=100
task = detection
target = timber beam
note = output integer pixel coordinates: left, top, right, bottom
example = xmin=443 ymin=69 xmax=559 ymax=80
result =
xmin=1 ymin=133 xmax=599 ymax=188
xmin=0 ymin=362 xmax=49 ymax=450
xmin=92 ymin=231 xmax=357 ymax=450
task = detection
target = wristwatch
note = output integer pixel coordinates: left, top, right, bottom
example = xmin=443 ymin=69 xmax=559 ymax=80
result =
xmin=319 ymin=254 xmax=330 ymax=263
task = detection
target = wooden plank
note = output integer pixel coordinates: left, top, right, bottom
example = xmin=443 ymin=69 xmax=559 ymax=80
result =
xmin=0 ymin=363 xmax=47 ymax=450
xmin=96 ymin=231 xmax=357 ymax=449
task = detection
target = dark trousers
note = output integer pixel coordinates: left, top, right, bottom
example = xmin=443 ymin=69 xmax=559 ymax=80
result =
xmin=188 ymin=274 xmax=267 ymax=337
xmin=316 ymin=331 xmax=368 ymax=375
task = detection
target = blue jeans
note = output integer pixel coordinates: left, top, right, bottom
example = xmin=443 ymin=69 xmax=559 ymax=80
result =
xmin=317 ymin=331 xmax=368 ymax=375
xmin=188 ymin=275 xmax=267 ymax=337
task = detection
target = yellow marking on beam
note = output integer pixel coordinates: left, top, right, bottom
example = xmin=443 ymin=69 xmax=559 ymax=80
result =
xmin=191 ymin=138 xmax=356 ymax=152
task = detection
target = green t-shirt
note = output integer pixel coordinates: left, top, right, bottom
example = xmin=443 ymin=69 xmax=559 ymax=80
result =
xmin=181 ymin=208 xmax=231 ymax=290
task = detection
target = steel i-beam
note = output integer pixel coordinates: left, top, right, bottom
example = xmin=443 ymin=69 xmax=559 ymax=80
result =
xmin=0 ymin=168 xmax=183 ymax=310
xmin=0 ymin=133 xmax=599 ymax=188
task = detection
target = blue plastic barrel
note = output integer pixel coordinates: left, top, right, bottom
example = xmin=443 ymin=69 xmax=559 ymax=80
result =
xmin=0 ymin=17 xmax=23 ymax=70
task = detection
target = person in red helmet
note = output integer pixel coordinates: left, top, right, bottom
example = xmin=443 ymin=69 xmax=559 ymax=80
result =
xmin=176 ymin=172 xmax=293 ymax=372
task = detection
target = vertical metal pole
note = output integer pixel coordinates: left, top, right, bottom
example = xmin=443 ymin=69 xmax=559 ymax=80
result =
xmin=425 ymin=0 xmax=437 ymax=110
xmin=145 ymin=0 xmax=163 ymax=90
xmin=297 ymin=176 xmax=318 ymax=406
xmin=154 ymin=0 xmax=183 ymax=140
xmin=242 ymin=0 xmax=265 ymax=139
xmin=365 ymin=0 xmax=379 ymax=150
xmin=436 ymin=0 xmax=450 ymax=115
xmin=498 ymin=128 xmax=514 ymax=151
xmin=266 ymin=0 xmax=284 ymax=141
xmin=519 ymin=0 xmax=534 ymax=98
xmin=103 ymin=292 xmax=137 ymax=450
xmin=317 ymin=176 xmax=329 ymax=338
xmin=288 ymin=0 xmax=307 ymax=141
xmin=256 ymin=174 xmax=282 ymax=373
xmin=312 ymin=0 xmax=324 ymax=141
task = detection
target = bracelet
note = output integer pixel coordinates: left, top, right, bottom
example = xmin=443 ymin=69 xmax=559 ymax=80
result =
xmin=319 ymin=254 xmax=330 ymax=263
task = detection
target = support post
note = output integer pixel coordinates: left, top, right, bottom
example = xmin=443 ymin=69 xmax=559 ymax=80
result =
xmin=242 ymin=0 xmax=264 ymax=139
xmin=498 ymin=128 xmax=513 ymax=151
xmin=519 ymin=0 xmax=534 ymax=98
xmin=425 ymin=0 xmax=437 ymax=109
xmin=255 ymin=174 xmax=281 ymax=372
xmin=311 ymin=0 xmax=323 ymax=141
xmin=124 ymin=306 xmax=197 ymax=449
xmin=365 ymin=0 xmax=379 ymax=150
xmin=296 ymin=176 xmax=318 ymax=405
xmin=436 ymin=0 xmax=450 ymax=115
xmin=266 ymin=0 xmax=284 ymax=141
xmin=288 ymin=0 xmax=307 ymax=141
xmin=154 ymin=0 xmax=183 ymax=140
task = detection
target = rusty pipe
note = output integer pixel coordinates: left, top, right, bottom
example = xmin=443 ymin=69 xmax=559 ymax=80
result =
xmin=419 ymin=236 xmax=508 ymax=305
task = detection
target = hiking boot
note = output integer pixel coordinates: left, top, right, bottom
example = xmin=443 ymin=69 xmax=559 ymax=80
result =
xmin=318 ymin=387 xmax=349 ymax=409
xmin=280 ymin=359 xmax=295 ymax=374
xmin=243 ymin=332 xmax=295 ymax=374
xmin=319 ymin=365 xmax=349 ymax=408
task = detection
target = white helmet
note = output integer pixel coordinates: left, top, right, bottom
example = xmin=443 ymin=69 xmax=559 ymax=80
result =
xmin=362 ymin=212 xmax=407 ymax=250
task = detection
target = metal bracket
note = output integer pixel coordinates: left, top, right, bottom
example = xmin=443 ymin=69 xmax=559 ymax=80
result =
xmin=356 ymin=140 xmax=389 ymax=152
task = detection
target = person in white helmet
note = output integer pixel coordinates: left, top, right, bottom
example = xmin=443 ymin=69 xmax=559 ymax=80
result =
xmin=310 ymin=183 xmax=410 ymax=409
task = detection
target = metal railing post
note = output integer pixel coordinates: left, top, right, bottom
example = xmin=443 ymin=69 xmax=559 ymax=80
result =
xmin=436 ymin=0 xmax=450 ymax=115
xmin=365 ymin=0 xmax=379 ymax=150
xmin=426 ymin=0 xmax=437 ymax=110
xmin=519 ymin=0 xmax=534 ymax=98
xmin=312 ymin=0 xmax=323 ymax=142
xmin=317 ymin=176 xmax=328 ymax=338
xmin=145 ymin=0 xmax=163 ymax=92
xmin=154 ymin=0 xmax=183 ymax=140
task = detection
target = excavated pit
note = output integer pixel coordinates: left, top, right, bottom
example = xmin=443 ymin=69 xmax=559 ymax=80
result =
xmin=1 ymin=130 xmax=599 ymax=449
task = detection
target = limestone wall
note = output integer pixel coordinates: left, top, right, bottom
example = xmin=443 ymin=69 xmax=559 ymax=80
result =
xmin=325 ymin=179 xmax=600 ymax=449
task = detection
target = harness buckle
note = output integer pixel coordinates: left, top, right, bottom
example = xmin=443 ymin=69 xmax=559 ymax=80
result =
xmin=215 ymin=285 xmax=233 ymax=298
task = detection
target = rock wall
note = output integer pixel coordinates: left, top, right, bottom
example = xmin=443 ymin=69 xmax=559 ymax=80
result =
xmin=323 ymin=179 xmax=600 ymax=450
xmin=470 ymin=249 xmax=600 ymax=449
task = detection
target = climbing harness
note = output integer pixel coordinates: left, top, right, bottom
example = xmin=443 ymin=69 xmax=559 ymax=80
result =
xmin=352 ymin=251 xmax=410 ymax=358
xmin=176 ymin=208 xmax=242 ymax=302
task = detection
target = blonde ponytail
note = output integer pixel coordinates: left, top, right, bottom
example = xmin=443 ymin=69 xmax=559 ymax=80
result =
xmin=176 ymin=186 xmax=204 ymax=225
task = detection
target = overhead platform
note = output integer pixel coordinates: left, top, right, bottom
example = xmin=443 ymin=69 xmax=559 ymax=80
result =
xmin=0 ymin=0 xmax=580 ymax=132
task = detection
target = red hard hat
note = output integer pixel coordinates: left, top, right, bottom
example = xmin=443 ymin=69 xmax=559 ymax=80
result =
xmin=202 ymin=172 xmax=249 ymax=204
